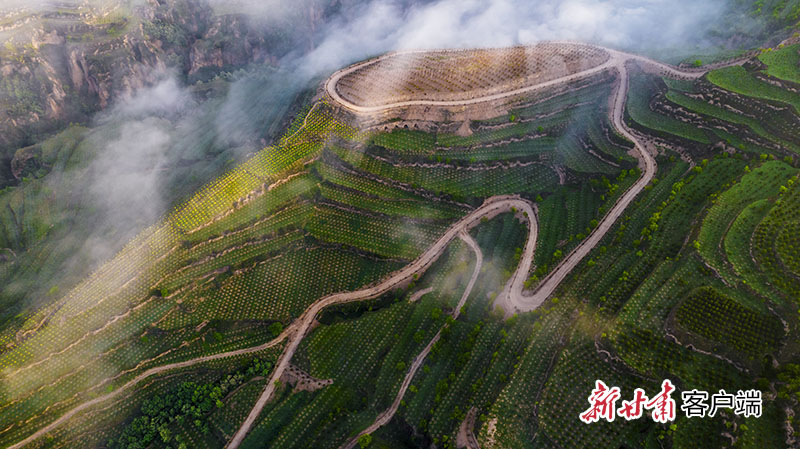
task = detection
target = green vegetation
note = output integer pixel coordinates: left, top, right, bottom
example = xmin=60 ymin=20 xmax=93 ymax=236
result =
xmin=371 ymin=129 xmax=436 ymax=152
xmin=697 ymin=160 xmax=798 ymax=286
xmin=708 ymin=65 xmax=800 ymax=112
xmin=539 ymin=334 xmax=645 ymax=448
xmin=627 ymin=74 xmax=710 ymax=143
xmin=306 ymin=205 xmax=446 ymax=259
xmin=751 ymin=177 xmax=800 ymax=299
xmin=672 ymin=414 xmax=726 ymax=449
xmin=529 ymin=169 xmax=638 ymax=285
xmin=331 ymin=146 xmax=559 ymax=199
xmin=674 ymin=287 xmax=783 ymax=360
xmin=112 ymin=358 xmax=275 ymax=449
xmin=666 ymin=90 xmax=800 ymax=153
xmin=759 ymin=44 xmax=800 ymax=83
xmin=724 ymin=199 xmax=775 ymax=295
xmin=6 ymin=31 xmax=800 ymax=449
xmin=734 ymin=403 xmax=785 ymax=448
xmin=369 ymin=82 xmax=631 ymax=176
xmin=663 ymin=77 xmax=697 ymax=92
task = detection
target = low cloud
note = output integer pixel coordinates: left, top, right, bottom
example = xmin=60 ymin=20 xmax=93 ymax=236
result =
xmin=102 ymin=76 xmax=195 ymax=121
xmin=83 ymin=74 xmax=193 ymax=264
xmin=297 ymin=0 xmax=727 ymax=79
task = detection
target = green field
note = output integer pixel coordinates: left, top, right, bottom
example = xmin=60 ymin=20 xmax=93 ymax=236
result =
xmin=674 ymin=286 xmax=783 ymax=361
xmin=707 ymin=65 xmax=800 ymax=113
xmin=759 ymin=44 xmax=800 ymax=84
xmin=627 ymin=74 xmax=710 ymax=143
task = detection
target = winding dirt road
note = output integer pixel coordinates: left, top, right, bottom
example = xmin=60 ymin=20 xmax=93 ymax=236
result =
xmin=325 ymin=41 xmax=733 ymax=317
xmin=225 ymin=196 xmax=529 ymax=448
xmin=229 ymin=44 xmax=734 ymax=446
xmin=339 ymin=231 xmax=483 ymax=449
xmin=495 ymin=63 xmax=657 ymax=315
xmin=6 ymin=327 xmax=292 ymax=449
xmin=9 ymin=41 xmax=744 ymax=449
xmin=325 ymin=41 xmax=707 ymax=115
xmin=9 ymin=197 xmax=518 ymax=449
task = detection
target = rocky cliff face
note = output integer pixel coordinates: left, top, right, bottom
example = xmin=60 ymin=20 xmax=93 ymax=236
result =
xmin=0 ymin=0 xmax=334 ymax=186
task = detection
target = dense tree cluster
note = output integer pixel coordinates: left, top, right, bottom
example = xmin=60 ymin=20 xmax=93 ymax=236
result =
xmin=111 ymin=358 xmax=273 ymax=449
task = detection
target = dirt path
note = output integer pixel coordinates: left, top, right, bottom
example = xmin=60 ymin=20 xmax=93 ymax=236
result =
xmin=495 ymin=62 xmax=657 ymax=315
xmin=6 ymin=326 xmax=292 ymax=449
xmin=496 ymin=50 xmax=747 ymax=315
xmin=408 ymin=286 xmax=434 ymax=303
xmin=339 ymin=231 xmax=483 ymax=449
xmin=9 ymin=41 xmax=748 ymax=449
xmin=325 ymin=41 xmax=738 ymax=318
xmin=325 ymin=41 xmax=714 ymax=115
xmin=7 ymin=196 xmax=523 ymax=449
xmin=456 ymin=406 xmax=480 ymax=449
xmin=231 ymin=41 xmax=749 ymax=447
xmin=225 ymin=199 xmax=519 ymax=449
xmin=326 ymin=47 xmax=618 ymax=113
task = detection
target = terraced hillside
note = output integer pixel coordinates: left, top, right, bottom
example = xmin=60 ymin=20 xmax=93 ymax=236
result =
xmin=331 ymin=43 xmax=610 ymax=107
xmin=2 ymin=35 xmax=800 ymax=449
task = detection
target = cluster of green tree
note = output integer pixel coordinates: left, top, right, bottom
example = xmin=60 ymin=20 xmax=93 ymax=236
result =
xmin=110 ymin=358 xmax=273 ymax=449
xmin=778 ymin=364 xmax=800 ymax=401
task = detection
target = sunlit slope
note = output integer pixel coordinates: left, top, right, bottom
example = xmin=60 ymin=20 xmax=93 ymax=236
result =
xmin=0 ymin=104 xmax=367 ymax=446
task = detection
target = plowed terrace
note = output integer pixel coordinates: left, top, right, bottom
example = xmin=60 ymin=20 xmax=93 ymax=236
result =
xmin=331 ymin=42 xmax=610 ymax=108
